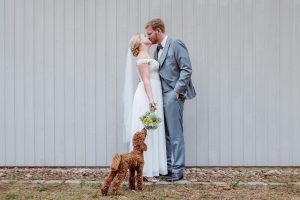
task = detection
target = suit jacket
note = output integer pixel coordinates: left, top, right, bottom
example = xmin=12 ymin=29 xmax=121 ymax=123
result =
xmin=155 ymin=37 xmax=196 ymax=100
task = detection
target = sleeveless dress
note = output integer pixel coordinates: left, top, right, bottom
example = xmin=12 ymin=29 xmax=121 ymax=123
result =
xmin=129 ymin=58 xmax=168 ymax=177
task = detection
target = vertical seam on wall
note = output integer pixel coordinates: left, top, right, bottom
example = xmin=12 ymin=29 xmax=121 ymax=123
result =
xmin=53 ymin=0 xmax=56 ymax=166
xmin=14 ymin=0 xmax=16 ymax=166
xmin=115 ymin=0 xmax=117 ymax=154
xmin=229 ymin=0 xmax=232 ymax=165
xmin=43 ymin=0 xmax=46 ymax=166
xmin=83 ymin=1 xmax=87 ymax=166
xmin=74 ymin=0 xmax=77 ymax=166
xmin=33 ymin=0 xmax=36 ymax=165
xmin=194 ymin=0 xmax=198 ymax=166
xmin=277 ymin=0 xmax=280 ymax=165
xmin=217 ymin=0 xmax=220 ymax=165
xmin=23 ymin=0 xmax=26 ymax=166
xmin=94 ymin=0 xmax=96 ymax=165
xmin=3 ymin=0 xmax=6 ymax=166
xmin=105 ymin=0 xmax=107 ymax=165
xmin=62 ymin=0 xmax=67 ymax=165
xmin=241 ymin=0 xmax=245 ymax=165
xmin=253 ymin=0 xmax=257 ymax=165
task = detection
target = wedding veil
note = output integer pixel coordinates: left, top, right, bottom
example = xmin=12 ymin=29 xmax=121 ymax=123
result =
xmin=123 ymin=48 xmax=139 ymax=143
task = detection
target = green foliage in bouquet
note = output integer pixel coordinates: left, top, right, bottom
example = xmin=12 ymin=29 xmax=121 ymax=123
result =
xmin=139 ymin=111 xmax=162 ymax=130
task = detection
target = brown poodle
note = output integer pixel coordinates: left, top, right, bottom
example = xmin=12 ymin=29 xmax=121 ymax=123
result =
xmin=100 ymin=128 xmax=147 ymax=196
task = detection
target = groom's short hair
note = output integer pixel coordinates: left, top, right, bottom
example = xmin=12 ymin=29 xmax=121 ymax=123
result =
xmin=145 ymin=18 xmax=165 ymax=33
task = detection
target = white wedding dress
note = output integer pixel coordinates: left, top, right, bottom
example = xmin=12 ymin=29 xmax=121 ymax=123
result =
xmin=129 ymin=58 xmax=168 ymax=177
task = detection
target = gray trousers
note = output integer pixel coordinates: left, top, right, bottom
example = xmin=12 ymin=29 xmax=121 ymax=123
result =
xmin=162 ymin=90 xmax=185 ymax=174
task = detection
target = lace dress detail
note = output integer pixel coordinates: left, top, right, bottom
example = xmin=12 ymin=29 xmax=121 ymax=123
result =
xmin=136 ymin=59 xmax=160 ymax=80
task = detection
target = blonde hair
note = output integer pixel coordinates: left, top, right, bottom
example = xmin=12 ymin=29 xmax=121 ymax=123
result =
xmin=145 ymin=18 xmax=165 ymax=33
xmin=129 ymin=33 xmax=142 ymax=57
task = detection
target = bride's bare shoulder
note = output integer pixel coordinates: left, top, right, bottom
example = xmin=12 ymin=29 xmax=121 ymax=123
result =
xmin=136 ymin=52 xmax=151 ymax=60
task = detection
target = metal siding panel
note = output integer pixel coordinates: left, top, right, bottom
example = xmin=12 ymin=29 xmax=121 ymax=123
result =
xmin=84 ymin=0 xmax=96 ymax=166
xmin=254 ymin=0 xmax=267 ymax=166
xmin=0 ymin=0 xmax=5 ymax=165
xmin=230 ymin=0 xmax=244 ymax=166
xmin=116 ymin=0 xmax=129 ymax=154
xmin=183 ymin=0 xmax=197 ymax=166
xmin=44 ymin=0 xmax=55 ymax=166
xmin=160 ymin=0 xmax=172 ymax=32
xmin=106 ymin=0 xmax=117 ymax=164
xmin=95 ymin=0 xmax=107 ymax=166
xmin=34 ymin=0 xmax=45 ymax=166
xmin=292 ymin=0 xmax=300 ymax=165
xmin=149 ymin=0 xmax=161 ymax=18
xmin=208 ymin=0 xmax=220 ymax=166
xmin=171 ymin=0 xmax=182 ymax=38
xmin=65 ymin=0 xmax=76 ymax=166
xmin=243 ymin=0 xmax=256 ymax=166
xmin=74 ymin=0 xmax=86 ymax=166
xmin=5 ymin=0 xmax=16 ymax=166
xmin=279 ymin=0 xmax=293 ymax=165
xmin=15 ymin=0 xmax=25 ymax=166
xmin=24 ymin=0 xmax=35 ymax=166
xmin=196 ymin=0 xmax=209 ymax=166
xmin=140 ymin=0 xmax=149 ymax=30
xmin=54 ymin=0 xmax=65 ymax=165
xmin=219 ymin=0 xmax=232 ymax=166
xmin=265 ymin=0 xmax=280 ymax=165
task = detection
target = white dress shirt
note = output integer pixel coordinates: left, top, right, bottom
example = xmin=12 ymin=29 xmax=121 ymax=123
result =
xmin=158 ymin=35 xmax=168 ymax=59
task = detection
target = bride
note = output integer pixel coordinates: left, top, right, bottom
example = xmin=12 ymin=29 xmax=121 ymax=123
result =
xmin=123 ymin=33 xmax=168 ymax=182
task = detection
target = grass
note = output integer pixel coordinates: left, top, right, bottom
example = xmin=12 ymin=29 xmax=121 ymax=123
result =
xmin=230 ymin=179 xmax=240 ymax=189
xmin=1 ymin=182 xmax=300 ymax=200
xmin=4 ymin=192 xmax=18 ymax=200
xmin=37 ymin=184 xmax=49 ymax=192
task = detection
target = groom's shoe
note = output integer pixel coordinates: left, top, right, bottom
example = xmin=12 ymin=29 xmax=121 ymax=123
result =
xmin=165 ymin=173 xmax=183 ymax=182
xmin=158 ymin=171 xmax=172 ymax=180
xmin=159 ymin=170 xmax=172 ymax=177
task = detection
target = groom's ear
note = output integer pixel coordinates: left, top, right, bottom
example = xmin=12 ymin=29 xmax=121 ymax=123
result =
xmin=155 ymin=28 xmax=162 ymax=34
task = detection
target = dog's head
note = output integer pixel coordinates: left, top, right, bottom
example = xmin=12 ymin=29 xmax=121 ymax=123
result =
xmin=132 ymin=128 xmax=147 ymax=152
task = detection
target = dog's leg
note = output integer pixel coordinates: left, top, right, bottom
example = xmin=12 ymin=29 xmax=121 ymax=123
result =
xmin=112 ymin=164 xmax=128 ymax=195
xmin=101 ymin=154 xmax=121 ymax=196
xmin=101 ymin=170 xmax=117 ymax=196
xmin=136 ymin=164 xmax=144 ymax=190
xmin=129 ymin=168 xmax=136 ymax=190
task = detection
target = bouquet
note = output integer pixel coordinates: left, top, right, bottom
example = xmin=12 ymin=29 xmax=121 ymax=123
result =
xmin=139 ymin=111 xmax=162 ymax=130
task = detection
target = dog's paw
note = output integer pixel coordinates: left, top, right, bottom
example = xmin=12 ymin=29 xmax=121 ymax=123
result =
xmin=100 ymin=188 xmax=108 ymax=196
xmin=129 ymin=186 xmax=136 ymax=190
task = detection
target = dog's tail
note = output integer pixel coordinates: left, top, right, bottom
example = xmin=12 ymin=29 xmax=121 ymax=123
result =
xmin=110 ymin=154 xmax=121 ymax=171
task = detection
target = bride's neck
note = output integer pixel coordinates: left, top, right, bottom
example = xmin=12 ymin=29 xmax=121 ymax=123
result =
xmin=138 ymin=49 xmax=150 ymax=58
xmin=140 ymin=44 xmax=150 ymax=53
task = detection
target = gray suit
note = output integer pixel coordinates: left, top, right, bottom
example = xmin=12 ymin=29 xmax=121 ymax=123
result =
xmin=155 ymin=37 xmax=196 ymax=175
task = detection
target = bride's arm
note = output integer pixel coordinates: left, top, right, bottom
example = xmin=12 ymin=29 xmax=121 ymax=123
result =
xmin=138 ymin=63 xmax=157 ymax=111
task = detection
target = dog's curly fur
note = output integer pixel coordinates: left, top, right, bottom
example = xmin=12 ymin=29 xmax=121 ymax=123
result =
xmin=100 ymin=128 xmax=147 ymax=196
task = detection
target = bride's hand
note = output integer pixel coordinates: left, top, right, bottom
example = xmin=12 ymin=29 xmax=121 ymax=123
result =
xmin=149 ymin=100 xmax=157 ymax=111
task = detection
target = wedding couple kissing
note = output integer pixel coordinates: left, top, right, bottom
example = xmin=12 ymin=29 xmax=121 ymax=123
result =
xmin=124 ymin=18 xmax=196 ymax=183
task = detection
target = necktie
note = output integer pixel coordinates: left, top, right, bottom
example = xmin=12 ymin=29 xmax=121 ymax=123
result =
xmin=156 ymin=44 xmax=163 ymax=58
xmin=157 ymin=44 xmax=163 ymax=52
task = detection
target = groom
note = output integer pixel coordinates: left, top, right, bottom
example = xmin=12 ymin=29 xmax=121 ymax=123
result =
xmin=145 ymin=18 xmax=196 ymax=182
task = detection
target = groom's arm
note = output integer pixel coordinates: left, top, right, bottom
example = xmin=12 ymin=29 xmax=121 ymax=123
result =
xmin=173 ymin=39 xmax=192 ymax=96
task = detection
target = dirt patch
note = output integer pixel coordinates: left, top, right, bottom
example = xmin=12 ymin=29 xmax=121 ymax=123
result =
xmin=1 ymin=167 xmax=299 ymax=183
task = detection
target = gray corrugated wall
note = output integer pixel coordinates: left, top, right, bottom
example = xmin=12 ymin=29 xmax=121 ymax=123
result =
xmin=0 ymin=0 xmax=299 ymax=166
